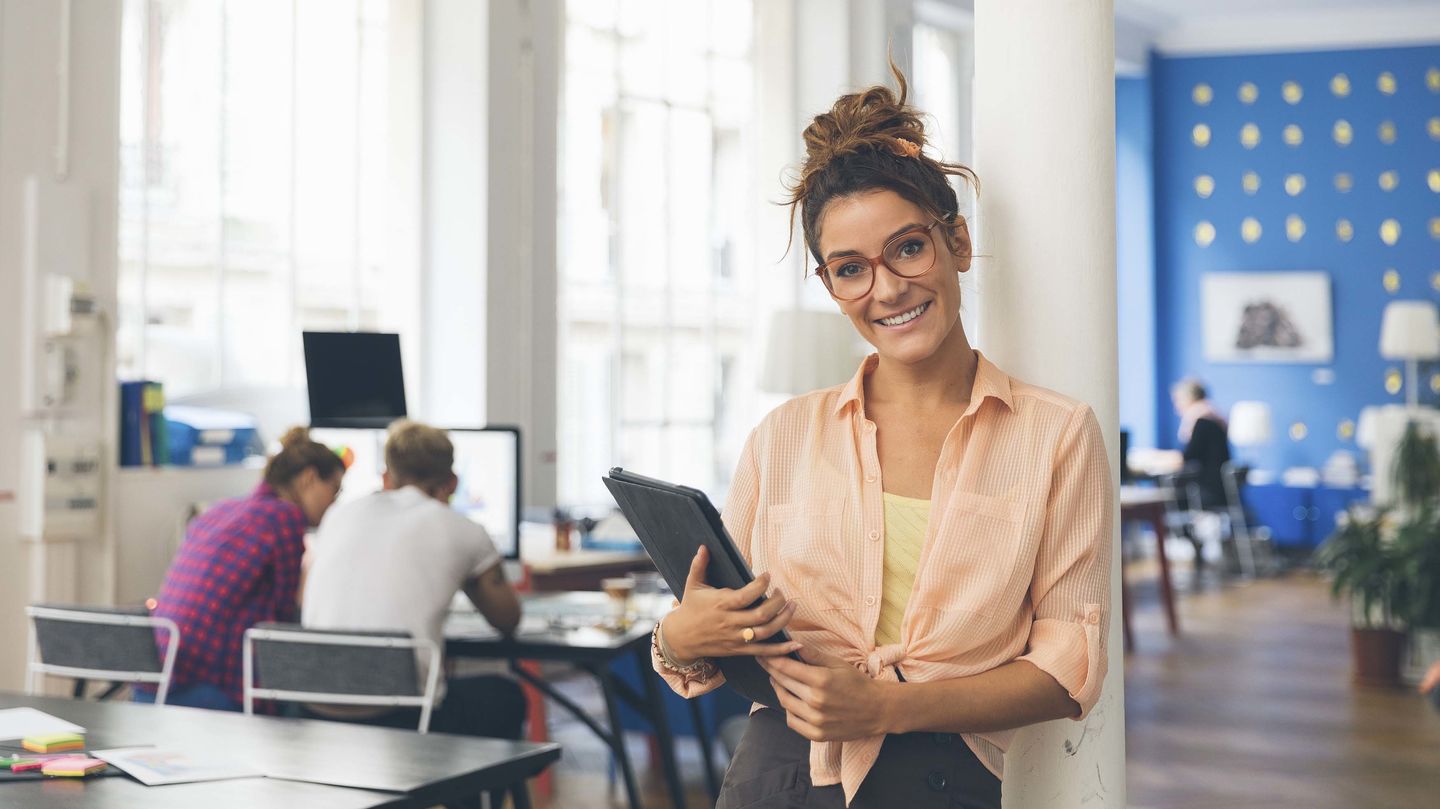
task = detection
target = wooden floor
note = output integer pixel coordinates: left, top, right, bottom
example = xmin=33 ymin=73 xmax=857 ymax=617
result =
xmin=528 ymin=564 xmax=1440 ymax=808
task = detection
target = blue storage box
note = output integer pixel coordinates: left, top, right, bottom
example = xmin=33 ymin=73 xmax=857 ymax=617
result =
xmin=164 ymin=406 xmax=261 ymax=466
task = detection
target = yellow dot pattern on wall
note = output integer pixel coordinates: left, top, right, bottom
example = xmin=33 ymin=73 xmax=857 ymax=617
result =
xmin=1431 ymin=170 xmax=1440 ymax=193
xmin=1387 ymin=368 xmax=1404 ymax=396
xmin=1379 ymin=121 xmax=1397 ymax=144
xmin=1381 ymin=219 xmax=1401 ymax=246
xmin=1331 ymin=73 xmax=1351 ymax=97
xmin=1379 ymin=170 xmax=1399 ymax=191
xmin=1241 ymin=123 xmax=1261 ymax=149
xmin=1286 ymin=215 xmax=1306 ymax=242
xmin=1282 ymin=81 xmax=1303 ymax=104
xmin=1333 ymin=119 xmax=1353 ymax=146
xmin=1289 ymin=422 xmax=1309 ymax=442
xmin=1337 ymin=219 xmax=1354 ymax=242
xmin=1378 ymin=71 xmax=1397 ymax=95
xmin=1432 ymin=374 xmax=1440 ymax=394
xmin=1432 ymin=218 xmax=1440 ymax=239
xmin=1429 ymin=67 xmax=1440 ymax=93
xmin=1195 ymin=175 xmax=1215 ymax=198
xmin=1283 ymin=124 xmax=1303 ymax=146
xmin=1243 ymin=172 xmax=1261 ymax=194
xmin=1241 ymin=217 xmax=1262 ymax=243
xmin=1335 ymin=172 xmax=1353 ymax=192
xmin=1192 ymin=123 xmax=1211 ymax=148
xmin=1195 ymin=221 xmax=1216 ymax=247
xmin=1338 ymin=420 xmax=1356 ymax=441
xmin=1429 ymin=117 xmax=1440 ymax=141
xmin=1285 ymin=174 xmax=1306 ymax=196
xmin=1384 ymin=269 xmax=1401 ymax=292
xmin=1433 ymin=271 xmax=1440 ymax=292
xmin=1239 ymin=82 xmax=1259 ymax=104
xmin=1193 ymin=83 xmax=1213 ymax=105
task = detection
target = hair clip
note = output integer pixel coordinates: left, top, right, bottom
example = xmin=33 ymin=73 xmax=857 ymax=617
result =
xmin=890 ymin=137 xmax=921 ymax=159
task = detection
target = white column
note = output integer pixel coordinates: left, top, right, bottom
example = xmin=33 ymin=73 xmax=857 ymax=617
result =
xmin=971 ymin=2 xmax=1125 ymax=808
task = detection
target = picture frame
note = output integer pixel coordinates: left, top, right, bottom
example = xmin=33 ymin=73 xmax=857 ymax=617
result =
xmin=1201 ymin=272 xmax=1333 ymax=364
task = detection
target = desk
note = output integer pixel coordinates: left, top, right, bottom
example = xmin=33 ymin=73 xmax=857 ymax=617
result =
xmin=0 ymin=692 xmax=560 ymax=808
xmin=446 ymin=592 xmax=710 ymax=809
xmin=1119 ymin=486 xmax=1179 ymax=651
xmin=524 ymin=550 xmax=655 ymax=592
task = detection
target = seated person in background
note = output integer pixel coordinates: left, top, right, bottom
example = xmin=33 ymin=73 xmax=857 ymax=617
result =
xmin=1171 ymin=378 xmax=1232 ymax=510
xmin=138 ymin=427 xmax=345 ymax=710
xmin=302 ymin=419 xmax=525 ymax=740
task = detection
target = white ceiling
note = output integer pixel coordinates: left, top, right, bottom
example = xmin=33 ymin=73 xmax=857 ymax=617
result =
xmin=1113 ymin=0 xmax=1440 ymax=74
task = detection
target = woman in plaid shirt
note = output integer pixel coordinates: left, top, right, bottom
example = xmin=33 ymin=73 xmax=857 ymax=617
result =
xmin=136 ymin=427 xmax=345 ymax=710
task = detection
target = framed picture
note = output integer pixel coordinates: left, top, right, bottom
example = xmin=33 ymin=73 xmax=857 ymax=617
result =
xmin=1201 ymin=272 xmax=1333 ymax=363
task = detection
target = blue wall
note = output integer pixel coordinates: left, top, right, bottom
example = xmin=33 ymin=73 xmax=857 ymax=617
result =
xmin=1149 ymin=45 xmax=1440 ymax=474
xmin=1117 ymin=76 xmax=1158 ymax=451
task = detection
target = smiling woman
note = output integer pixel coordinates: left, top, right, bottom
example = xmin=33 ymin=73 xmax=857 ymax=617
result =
xmin=653 ymin=64 xmax=1113 ymax=809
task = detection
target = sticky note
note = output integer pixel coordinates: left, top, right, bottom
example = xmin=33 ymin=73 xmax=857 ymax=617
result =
xmin=22 ymin=732 xmax=84 ymax=753
xmin=41 ymin=756 xmax=107 ymax=777
xmin=10 ymin=759 xmax=43 ymax=773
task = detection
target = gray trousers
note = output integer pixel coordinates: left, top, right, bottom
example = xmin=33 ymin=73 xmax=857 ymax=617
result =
xmin=718 ymin=708 xmax=1001 ymax=809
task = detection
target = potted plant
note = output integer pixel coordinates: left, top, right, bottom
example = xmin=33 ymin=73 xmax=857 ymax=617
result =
xmin=1316 ymin=506 xmax=1410 ymax=686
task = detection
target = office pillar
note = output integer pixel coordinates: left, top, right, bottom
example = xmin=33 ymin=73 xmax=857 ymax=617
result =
xmin=971 ymin=1 xmax=1125 ymax=807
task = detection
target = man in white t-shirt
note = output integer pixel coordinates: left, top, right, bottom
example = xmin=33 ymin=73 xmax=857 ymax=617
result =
xmin=302 ymin=419 xmax=524 ymax=743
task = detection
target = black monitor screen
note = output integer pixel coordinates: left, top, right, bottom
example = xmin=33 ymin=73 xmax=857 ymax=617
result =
xmin=303 ymin=332 xmax=407 ymax=428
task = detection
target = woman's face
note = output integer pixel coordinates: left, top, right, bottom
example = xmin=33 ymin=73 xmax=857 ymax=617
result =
xmin=292 ymin=467 xmax=344 ymax=527
xmin=816 ymin=189 xmax=970 ymax=366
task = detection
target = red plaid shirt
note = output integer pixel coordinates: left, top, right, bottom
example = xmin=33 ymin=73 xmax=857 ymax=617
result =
xmin=149 ymin=482 xmax=307 ymax=706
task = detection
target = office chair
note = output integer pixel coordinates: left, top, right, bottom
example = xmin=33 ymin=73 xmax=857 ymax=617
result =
xmin=26 ymin=603 xmax=179 ymax=704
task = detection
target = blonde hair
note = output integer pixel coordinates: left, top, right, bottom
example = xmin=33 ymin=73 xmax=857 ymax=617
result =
xmin=264 ymin=426 xmax=345 ymax=489
xmin=384 ymin=420 xmax=454 ymax=492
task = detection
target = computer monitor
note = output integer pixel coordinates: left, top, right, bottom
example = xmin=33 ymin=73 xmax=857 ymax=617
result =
xmin=303 ymin=331 xmax=407 ymax=428
xmin=310 ymin=425 xmax=521 ymax=560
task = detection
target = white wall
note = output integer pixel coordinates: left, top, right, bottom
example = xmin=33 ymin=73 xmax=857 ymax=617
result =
xmin=0 ymin=0 xmax=123 ymax=690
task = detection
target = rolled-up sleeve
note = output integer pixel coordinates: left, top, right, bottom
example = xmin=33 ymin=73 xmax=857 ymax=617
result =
xmin=651 ymin=431 xmax=763 ymax=697
xmin=1015 ymin=404 xmax=1113 ymax=718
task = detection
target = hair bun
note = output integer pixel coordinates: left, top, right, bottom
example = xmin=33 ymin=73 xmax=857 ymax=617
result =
xmin=278 ymin=426 xmax=311 ymax=449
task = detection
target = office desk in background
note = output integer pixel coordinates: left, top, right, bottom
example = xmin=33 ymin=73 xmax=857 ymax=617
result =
xmin=523 ymin=549 xmax=655 ymax=592
xmin=1119 ymin=485 xmax=1179 ymax=652
xmin=447 ymin=591 xmax=714 ymax=809
xmin=0 ymin=692 xmax=560 ymax=809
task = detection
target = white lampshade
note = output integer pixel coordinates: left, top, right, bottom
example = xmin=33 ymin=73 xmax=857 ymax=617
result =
xmin=1355 ymin=406 xmax=1382 ymax=450
xmin=760 ymin=310 xmax=867 ymax=395
xmin=1379 ymin=300 xmax=1440 ymax=360
xmin=1228 ymin=401 xmax=1273 ymax=447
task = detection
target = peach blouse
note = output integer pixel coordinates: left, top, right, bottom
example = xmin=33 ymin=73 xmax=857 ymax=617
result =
xmin=654 ymin=351 xmax=1113 ymax=804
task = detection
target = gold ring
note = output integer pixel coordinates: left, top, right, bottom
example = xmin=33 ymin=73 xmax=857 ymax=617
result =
xmin=741 ymin=627 xmax=756 ymax=643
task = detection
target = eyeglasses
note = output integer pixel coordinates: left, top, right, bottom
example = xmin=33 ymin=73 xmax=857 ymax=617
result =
xmin=814 ymin=220 xmax=948 ymax=301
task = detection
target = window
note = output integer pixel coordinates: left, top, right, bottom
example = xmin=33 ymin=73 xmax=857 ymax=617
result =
xmin=559 ymin=0 xmax=758 ymax=507
xmin=118 ymin=0 xmax=418 ymax=399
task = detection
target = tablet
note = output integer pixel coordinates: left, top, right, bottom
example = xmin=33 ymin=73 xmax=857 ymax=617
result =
xmin=603 ymin=467 xmax=796 ymax=708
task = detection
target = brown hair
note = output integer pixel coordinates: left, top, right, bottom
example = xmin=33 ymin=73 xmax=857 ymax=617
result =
xmin=384 ymin=420 xmax=455 ymax=493
xmin=264 ymin=426 xmax=345 ymax=489
xmin=784 ymin=63 xmax=978 ymax=268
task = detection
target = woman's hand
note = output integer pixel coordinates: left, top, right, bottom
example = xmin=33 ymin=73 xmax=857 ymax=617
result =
xmin=759 ymin=655 xmax=895 ymax=742
xmin=661 ymin=546 xmax=802 ymax=664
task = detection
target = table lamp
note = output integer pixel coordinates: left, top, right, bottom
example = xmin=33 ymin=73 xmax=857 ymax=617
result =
xmin=1228 ymin=401 xmax=1273 ymax=448
xmin=1355 ymin=405 xmax=1381 ymax=451
xmin=1379 ymin=300 xmax=1440 ymax=409
xmin=760 ymin=310 xmax=867 ymax=395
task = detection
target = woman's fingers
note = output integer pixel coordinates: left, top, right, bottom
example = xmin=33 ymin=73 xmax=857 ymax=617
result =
xmin=723 ymin=573 xmax=771 ymax=609
xmin=683 ymin=546 xmax=711 ymax=592
xmin=732 ymin=589 xmax=789 ymax=627
xmin=746 ymin=599 xmax=798 ymax=642
xmin=748 ymin=638 xmax=804 ymax=657
xmin=771 ymin=678 xmax=821 ymax=725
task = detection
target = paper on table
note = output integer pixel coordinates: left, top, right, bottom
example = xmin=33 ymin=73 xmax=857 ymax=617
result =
xmin=92 ymin=747 xmax=264 ymax=786
xmin=0 ymin=708 xmax=85 ymax=741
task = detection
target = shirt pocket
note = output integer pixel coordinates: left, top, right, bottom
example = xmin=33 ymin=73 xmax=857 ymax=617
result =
xmin=764 ymin=499 xmax=854 ymax=612
xmin=923 ymin=490 xmax=1028 ymax=619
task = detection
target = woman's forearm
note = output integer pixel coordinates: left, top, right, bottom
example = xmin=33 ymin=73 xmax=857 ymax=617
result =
xmin=880 ymin=660 xmax=1080 ymax=735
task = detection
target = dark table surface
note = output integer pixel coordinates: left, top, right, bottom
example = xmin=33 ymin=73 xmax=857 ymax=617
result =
xmin=0 ymin=692 xmax=561 ymax=809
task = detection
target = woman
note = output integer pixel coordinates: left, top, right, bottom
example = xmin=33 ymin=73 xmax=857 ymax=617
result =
xmin=653 ymin=70 xmax=1112 ymax=809
xmin=1170 ymin=378 xmax=1231 ymax=510
xmin=136 ymin=427 xmax=345 ymax=711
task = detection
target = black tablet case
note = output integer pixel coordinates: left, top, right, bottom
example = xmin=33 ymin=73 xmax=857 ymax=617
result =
xmin=603 ymin=468 xmax=791 ymax=708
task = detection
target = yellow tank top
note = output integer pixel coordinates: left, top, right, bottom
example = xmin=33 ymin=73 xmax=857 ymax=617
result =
xmin=875 ymin=492 xmax=929 ymax=648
